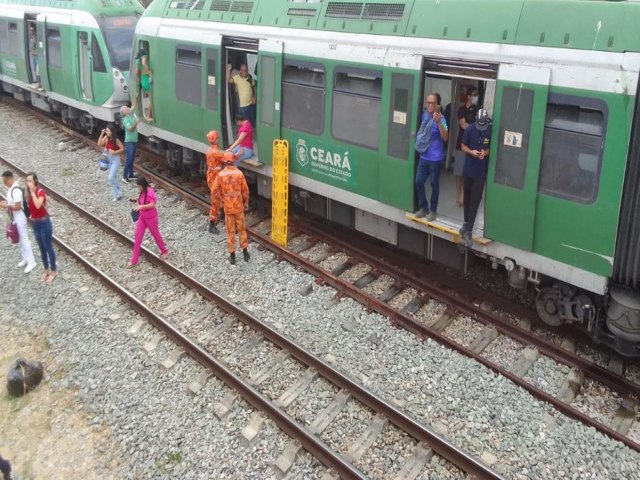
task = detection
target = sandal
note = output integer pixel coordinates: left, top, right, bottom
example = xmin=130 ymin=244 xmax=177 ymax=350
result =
xmin=45 ymin=271 xmax=57 ymax=283
xmin=126 ymin=262 xmax=137 ymax=269
xmin=41 ymin=270 xmax=50 ymax=282
xmin=160 ymin=251 xmax=169 ymax=260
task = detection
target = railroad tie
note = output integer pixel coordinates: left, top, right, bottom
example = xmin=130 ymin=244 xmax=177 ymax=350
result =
xmin=248 ymin=350 xmax=290 ymax=387
xmin=394 ymin=443 xmax=434 ymax=480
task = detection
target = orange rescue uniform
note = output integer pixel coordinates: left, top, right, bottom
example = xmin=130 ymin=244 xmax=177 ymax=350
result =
xmin=206 ymin=145 xmax=224 ymax=219
xmin=212 ymin=165 xmax=250 ymax=253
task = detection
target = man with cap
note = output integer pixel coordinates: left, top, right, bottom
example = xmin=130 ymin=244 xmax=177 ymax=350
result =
xmin=460 ymin=109 xmax=492 ymax=247
xmin=211 ymin=152 xmax=250 ymax=264
xmin=205 ymin=130 xmax=224 ymax=233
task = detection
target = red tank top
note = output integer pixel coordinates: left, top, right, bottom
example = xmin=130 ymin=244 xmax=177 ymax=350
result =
xmin=106 ymin=138 xmax=117 ymax=151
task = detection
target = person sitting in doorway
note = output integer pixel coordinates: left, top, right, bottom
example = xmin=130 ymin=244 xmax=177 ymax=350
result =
xmin=227 ymin=63 xmax=256 ymax=127
xmin=226 ymin=113 xmax=254 ymax=164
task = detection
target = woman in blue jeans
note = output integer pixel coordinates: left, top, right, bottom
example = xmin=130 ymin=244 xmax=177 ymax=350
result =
xmin=98 ymin=124 xmax=124 ymax=201
xmin=26 ymin=172 xmax=57 ymax=283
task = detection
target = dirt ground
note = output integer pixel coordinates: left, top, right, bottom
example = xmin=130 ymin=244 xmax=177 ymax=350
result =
xmin=0 ymin=314 xmax=120 ymax=480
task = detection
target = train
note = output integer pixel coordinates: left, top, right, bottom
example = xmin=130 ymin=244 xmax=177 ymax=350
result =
xmin=0 ymin=0 xmax=144 ymax=133
xmin=2 ymin=0 xmax=640 ymax=358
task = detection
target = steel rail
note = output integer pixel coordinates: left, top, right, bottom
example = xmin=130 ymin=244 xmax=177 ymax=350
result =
xmin=1 ymin=157 xmax=502 ymax=479
xmin=129 ymin=167 xmax=640 ymax=453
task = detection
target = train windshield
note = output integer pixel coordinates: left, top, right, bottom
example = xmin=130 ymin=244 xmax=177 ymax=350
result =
xmin=99 ymin=15 xmax=139 ymax=72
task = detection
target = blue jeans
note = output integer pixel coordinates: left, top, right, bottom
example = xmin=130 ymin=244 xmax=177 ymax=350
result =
xmin=231 ymin=146 xmax=253 ymax=165
xmin=32 ymin=216 xmax=56 ymax=271
xmin=108 ymin=156 xmax=121 ymax=199
xmin=239 ymin=104 xmax=256 ymax=127
xmin=415 ymin=160 xmax=442 ymax=213
xmin=124 ymin=142 xmax=137 ymax=179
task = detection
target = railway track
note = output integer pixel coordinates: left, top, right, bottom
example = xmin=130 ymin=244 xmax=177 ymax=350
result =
xmin=0 ymin=155 xmax=500 ymax=479
xmin=3 ymin=95 xmax=639 ymax=453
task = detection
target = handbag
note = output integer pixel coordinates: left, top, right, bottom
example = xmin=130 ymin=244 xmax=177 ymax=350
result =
xmin=6 ymin=222 xmax=19 ymax=244
xmin=130 ymin=209 xmax=140 ymax=222
xmin=98 ymin=148 xmax=109 ymax=171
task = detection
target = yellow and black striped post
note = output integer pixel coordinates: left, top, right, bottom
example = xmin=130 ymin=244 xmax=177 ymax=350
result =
xmin=271 ymin=139 xmax=289 ymax=247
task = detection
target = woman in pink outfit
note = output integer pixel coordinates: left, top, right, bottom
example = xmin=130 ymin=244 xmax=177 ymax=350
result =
xmin=128 ymin=177 xmax=168 ymax=267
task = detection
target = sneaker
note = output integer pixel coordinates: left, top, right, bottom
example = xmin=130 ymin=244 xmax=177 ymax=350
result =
xmin=459 ymin=223 xmax=469 ymax=236
xmin=24 ymin=261 xmax=36 ymax=274
xmin=242 ymin=249 xmax=250 ymax=262
xmin=122 ymin=177 xmax=130 ymax=184
xmin=18 ymin=259 xmax=27 ymax=268
xmin=426 ymin=211 xmax=437 ymax=222
xmin=414 ymin=209 xmax=427 ymax=218
xmin=229 ymin=252 xmax=236 ymax=265
xmin=208 ymin=221 xmax=219 ymax=234
xmin=464 ymin=231 xmax=473 ymax=248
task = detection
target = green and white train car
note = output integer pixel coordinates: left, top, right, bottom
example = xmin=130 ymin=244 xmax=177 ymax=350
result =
xmin=0 ymin=0 xmax=144 ymax=132
xmin=133 ymin=0 xmax=640 ymax=356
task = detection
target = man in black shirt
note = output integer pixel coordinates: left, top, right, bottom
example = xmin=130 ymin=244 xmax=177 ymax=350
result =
xmin=453 ymin=87 xmax=478 ymax=206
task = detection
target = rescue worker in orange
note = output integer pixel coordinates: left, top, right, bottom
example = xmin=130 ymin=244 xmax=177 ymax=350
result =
xmin=211 ymin=152 xmax=250 ymax=264
xmin=205 ymin=130 xmax=224 ymax=233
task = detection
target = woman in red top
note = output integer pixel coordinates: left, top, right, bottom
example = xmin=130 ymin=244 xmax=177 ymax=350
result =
xmin=98 ymin=124 xmax=124 ymax=201
xmin=26 ymin=172 xmax=57 ymax=282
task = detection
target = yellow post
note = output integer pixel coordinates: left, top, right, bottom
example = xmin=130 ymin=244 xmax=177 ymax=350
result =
xmin=271 ymin=139 xmax=289 ymax=247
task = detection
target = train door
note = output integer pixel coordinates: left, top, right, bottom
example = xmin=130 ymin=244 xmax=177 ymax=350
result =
xmin=35 ymin=14 xmax=50 ymax=91
xmin=77 ymin=31 xmax=93 ymax=101
xmin=222 ymin=38 xmax=258 ymax=153
xmin=485 ymin=64 xmax=550 ymax=250
xmin=420 ymin=59 xmax=497 ymax=228
xmin=24 ymin=16 xmax=38 ymax=85
xmin=257 ymin=39 xmax=283 ymax=164
xmin=204 ymin=34 xmax=222 ymax=138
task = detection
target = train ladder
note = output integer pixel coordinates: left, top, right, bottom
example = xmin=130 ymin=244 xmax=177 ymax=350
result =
xmin=271 ymin=139 xmax=289 ymax=247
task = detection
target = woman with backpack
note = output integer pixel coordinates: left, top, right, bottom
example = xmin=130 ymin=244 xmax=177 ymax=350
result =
xmin=26 ymin=172 xmax=57 ymax=283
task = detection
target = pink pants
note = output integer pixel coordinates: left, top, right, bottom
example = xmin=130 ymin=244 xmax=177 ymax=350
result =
xmin=130 ymin=212 xmax=167 ymax=265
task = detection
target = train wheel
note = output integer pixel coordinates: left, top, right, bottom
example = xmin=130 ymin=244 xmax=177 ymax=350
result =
xmin=536 ymin=288 xmax=563 ymax=327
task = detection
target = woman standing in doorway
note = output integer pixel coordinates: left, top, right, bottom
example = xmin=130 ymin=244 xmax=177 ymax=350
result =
xmin=98 ymin=124 xmax=124 ymax=201
xmin=128 ymin=177 xmax=168 ymax=267
xmin=26 ymin=172 xmax=57 ymax=283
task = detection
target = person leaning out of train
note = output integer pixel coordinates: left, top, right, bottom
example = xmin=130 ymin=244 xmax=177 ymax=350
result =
xmin=414 ymin=93 xmax=449 ymax=222
xmin=459 ymin=109 xmax=492 ymax=248
xmin=26 ymin=172 xmax=57 ymax=283
xmin=1 ymin=170 xmax=36 ymax=273
xmin=205 ymin=130 xmax=224 ymax=234
xmin=128 ymin=177 xmax=169 ymax=268
xmin=226 ymin=113 xmax=254 ymax=164
xmin=120 ymin=105 xmax=141 ymax=183
xmin=210 ymin=152 xmax=250 ymax=265
xmin=98 ymin=124 xmax=124 ymax=201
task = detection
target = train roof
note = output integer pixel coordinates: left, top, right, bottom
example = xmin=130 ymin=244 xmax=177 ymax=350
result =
xmin=143 ymin=0 xmax=640 ymax=54
xmin=0 ymin=0 xmax=144 ymax=15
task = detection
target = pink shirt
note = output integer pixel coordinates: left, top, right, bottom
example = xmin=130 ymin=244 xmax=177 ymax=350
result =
xmin=239 ymin=121 xmax=253 ymax=150
xmin=139 ymin=187 xmax=158 ymax=219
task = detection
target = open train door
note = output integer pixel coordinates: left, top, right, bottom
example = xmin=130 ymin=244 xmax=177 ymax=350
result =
xmin=485 ymin=64 xmax=550 ymax=250
xmin=257 ymin=39 xmax=282 ymax=165
xmin=35 ymin=14 xmax=50 ymax=91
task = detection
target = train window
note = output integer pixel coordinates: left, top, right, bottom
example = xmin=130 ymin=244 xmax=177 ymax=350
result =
xmin=494 ymin=86 xmax=533 ymax=190
xmin=46 ymin=28 xmax=62 ymax=69
xmin=260 ymin=55 xmax=276 ymax=126
xmin=175 ymin=46 xmax=202 ymax=106
xmin=99 ymin=16 xmax=139 ymax=72
xmin=282 ymin=62 xmax=325 ymax=135
xmin=91 ymin=35 xmax=107 ymax=73
xmin=8 ymin=22 xmax=19 ymax=56
xmin=0 ymin=20 xmax=7 ymax=54
xmin=538 ymin=98 xmax=606 ymax=203
xmin=331 ymin=68 xmax=382 ymax=149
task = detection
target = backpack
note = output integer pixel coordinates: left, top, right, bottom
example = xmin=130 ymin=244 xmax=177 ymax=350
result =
xmin=415 ymin=113 xmax=435 ymax=153
xmin=11 ymin=186 xmax=31 ymax=217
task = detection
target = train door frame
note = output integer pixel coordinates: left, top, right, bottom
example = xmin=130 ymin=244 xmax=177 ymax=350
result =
xmin=221 ymin=37 xmax=259 ymax=150
xmin=77 ymin=30 xmax=93 ymax=101
xmin=24 ymin=15 xmax=38 ymax=85
xmin=418 ymin=58 xmax=498 ymax=228
xmin=256 ymin=38 xmax=283 ymax=161
xmin=484 ymin=64 xmax=550 ymax=250
xmin=204 ymin=33 xmax=222 ymax=144
xmin=35 ymin=14 xmax=50 ymax=91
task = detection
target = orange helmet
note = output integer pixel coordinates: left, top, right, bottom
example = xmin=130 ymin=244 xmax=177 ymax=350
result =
xmin=222 ymin=151 xmax=236 ymax=164
xmin=206 ymin=130 xmax=219 ymax=143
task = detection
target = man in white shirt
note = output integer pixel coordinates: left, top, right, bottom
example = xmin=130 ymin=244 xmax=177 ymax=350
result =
xmin=1 ymin=170 xmax=36 ymax=273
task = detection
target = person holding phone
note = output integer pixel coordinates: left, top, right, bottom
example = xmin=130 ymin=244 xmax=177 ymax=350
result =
xmin=414 ymin=93 xmax=449 ymax=222
xmin=98 ymin=124 xmax=124 ymax=201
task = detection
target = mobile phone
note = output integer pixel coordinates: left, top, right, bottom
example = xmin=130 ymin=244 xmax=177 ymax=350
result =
xmin=436 ymin=105 xmax=442 ymax=113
